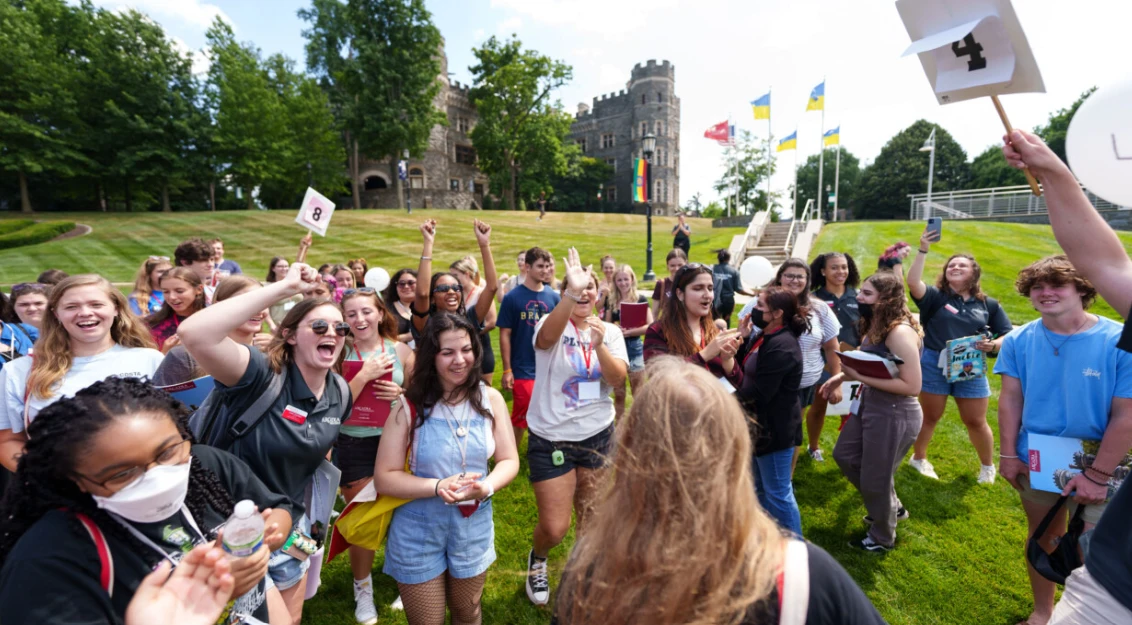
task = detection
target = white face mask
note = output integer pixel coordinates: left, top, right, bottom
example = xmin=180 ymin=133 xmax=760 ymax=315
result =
xmin=91 ymin=462 xmax=191 ymax=524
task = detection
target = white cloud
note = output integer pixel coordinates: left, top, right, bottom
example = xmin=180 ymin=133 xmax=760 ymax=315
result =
xmin=490 ymin=0 xmax=678 ymax=37
xmin=598 ymin=64 xmax=625 ymax=90
xmin=90 ymin=0 xmax=232 ymax=31
xmin=170 ymin=36 xmax=211 ymax=76
xmin=496 ymin=16 xmax=522 ymax=36
xmin=472 ymin=28 xmax=486 ymax=42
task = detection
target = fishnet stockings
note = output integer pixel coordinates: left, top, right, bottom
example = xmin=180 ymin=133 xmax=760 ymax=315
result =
xmin=397 ymin=572 xmax=486 ymax=625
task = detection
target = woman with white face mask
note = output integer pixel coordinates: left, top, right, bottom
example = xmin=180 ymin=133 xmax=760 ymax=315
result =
xmin=0 ymin=377 xmax=293 ymax=625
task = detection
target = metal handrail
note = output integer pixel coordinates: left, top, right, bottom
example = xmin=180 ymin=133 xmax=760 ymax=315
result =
xmin=785 ymin=199 xmax=815 ymax=252
xmin=908 ymin=181 xmax=1128 ymax=220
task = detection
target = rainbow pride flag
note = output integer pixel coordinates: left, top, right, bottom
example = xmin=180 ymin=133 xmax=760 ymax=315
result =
xmin=633 ymin=158 xmax=648 ymax=202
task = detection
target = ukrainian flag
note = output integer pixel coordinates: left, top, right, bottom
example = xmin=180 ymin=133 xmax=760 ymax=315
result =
xmin=823 ymin=126 xmax=840 ymax=146
xmin=777 ymin=131 xmax=797 ymax=152
xmin=806 ymin=81 xmax=824 ymax=111
xmin=750 ymin=93 xmax=770 ymax=120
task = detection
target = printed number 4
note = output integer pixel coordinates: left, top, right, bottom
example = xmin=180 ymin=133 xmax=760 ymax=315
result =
xmin=951 ymin=33 xmax=987 ymax=71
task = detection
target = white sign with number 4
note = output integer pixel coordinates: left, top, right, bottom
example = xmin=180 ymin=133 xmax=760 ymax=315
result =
xmin=896 ymin=0 xmax=1044 ymax=105
xmin=295 ymin=187 xmax=336 ymax=237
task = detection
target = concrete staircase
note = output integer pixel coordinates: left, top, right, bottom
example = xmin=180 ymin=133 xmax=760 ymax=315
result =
xmin=744 ymin=221 xmax=793 ymax=265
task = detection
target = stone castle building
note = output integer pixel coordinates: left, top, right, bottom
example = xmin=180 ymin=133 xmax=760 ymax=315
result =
xmin=569 ymin=60 xmax=681 ymax=216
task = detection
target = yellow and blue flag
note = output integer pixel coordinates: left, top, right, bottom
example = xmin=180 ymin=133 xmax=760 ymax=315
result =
xmin=750 ymin=93 xmax=770 ymax=120
xmin=806 ymin=81 xmax=824 ymax=111
xmin=823 ymin=126 xmax=840 ymax=146
xmin=777 ymin=131 xmax=797 ymax=152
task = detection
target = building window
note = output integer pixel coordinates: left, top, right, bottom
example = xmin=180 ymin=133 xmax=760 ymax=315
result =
xmin=455 ymin=117 xmax=470 ymax=133
xmin=409 ymin=167 xmax=424 ymax=189
xmin=657 ymin=92 xmax=663 ymax=103
xmin=655 ymin=120 xmax=664 ymax=136
xmin=640 ymin=122 xmax=648 ymax=138
xmin=455 ymin=145 xmax=476 ymax=165
xmin=450 ymin=179 xmax=460 ymax=191
xmin=657 ymin=148 xmax=665 ymax=167
xmin=606 ymin=186 xmax=617 ymax=202
xmin=656 ymin=179 xmax=667 ymax=204
xmin=641 ymin=94 xmax=646 ymax=105
xmin=578 ymin=138 xmax=587 ymax=153
xmin=604 ymin=157 xmax=616 ymax=173
xmin=601 ymin=133 xmax=615 ymax=149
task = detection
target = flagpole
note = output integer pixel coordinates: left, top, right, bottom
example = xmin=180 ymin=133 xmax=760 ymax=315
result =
xmin=767 ymin=87 xmax=772 ymax=217
xmin=816 ymin=76 xmax=825 ymax=222
xmin=792 ymin=134 xmax=798 ymax=219
xmin=833 ymin=142 xmax=841 ymax=222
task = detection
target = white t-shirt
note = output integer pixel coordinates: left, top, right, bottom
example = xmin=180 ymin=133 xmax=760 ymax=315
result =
xmin=799 ymin=300 xmax=841 ymax=387
xmin=1 ymin=344 xmax=165 ymax=433
xmin=528 ymin=316 xmax=629 ymax=442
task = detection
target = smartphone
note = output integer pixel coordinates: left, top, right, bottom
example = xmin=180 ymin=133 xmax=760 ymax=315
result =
xmin=926 ymin=216 xmax=943 ymax=241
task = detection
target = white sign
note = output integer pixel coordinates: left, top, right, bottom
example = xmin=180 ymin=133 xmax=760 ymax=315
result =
xmin=896 ymin=0 xmax=1044 ymax=105
xmin=295 ymin=187 xmax=336 ymax=237
xmin=1066 ymin=80 xmax=1132 ymax=207
xmin=825 ymin=381 xmax=863 ymax=416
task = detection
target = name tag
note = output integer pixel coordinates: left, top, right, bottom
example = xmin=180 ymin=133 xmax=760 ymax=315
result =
xmin=718 ymin=376 xmax=737 ymax=394
xmin=944 ymin=304 xmax=959 ymax=314
xmin=850 ymin=398 xmax=861 ymax=416
xmin=578 ymin=381 xmax=602 ymax=401
xmin=280 ymin=405 xmax=308 ymax=425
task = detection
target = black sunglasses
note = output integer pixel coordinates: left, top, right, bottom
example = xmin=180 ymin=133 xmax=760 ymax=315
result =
xmin=397 ymin=280 xmax=417 ymax=288
xmin=309 ymin=319 xmax=351 ymax=337
xmin=343 ymin=287 xmax=376 ymax=296
xmin=433 ymin=284 xmax=463 ymax=294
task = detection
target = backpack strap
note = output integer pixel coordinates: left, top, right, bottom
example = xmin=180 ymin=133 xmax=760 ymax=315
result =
xmin=227 ymin=370 xmax=287 ymax=441
xmin=776 ymin=539 xmax=810 ymax=625
xmin=22 ymin=352 xmax=35 ymax=435
xmin=73 ymin=512 xmax=114 ymax=597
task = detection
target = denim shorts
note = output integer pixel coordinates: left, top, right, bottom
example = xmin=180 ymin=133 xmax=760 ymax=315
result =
xmin=624 ymin=337 xmax=645 ymax=373
xmin=383 ymin=498 xmax=496 ymax=584
xmin=920 ymin=348 xmax=991 ymax=399
xmin=268 ymin=514 xmax=312 ymax=590
xmin=527 ymin=425 xmax=614 ymax=483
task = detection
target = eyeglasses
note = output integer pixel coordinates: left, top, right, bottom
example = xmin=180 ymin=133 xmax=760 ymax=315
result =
xmin=309 ymin=319 xmax=351 ymax=337
xmin=76 ymin=438 xmax=191 ymax=492
xmin=781 ymin=274 xmax=808 ymax=283
xmin=343 ymin=287 xmax=376 ymax=296
xmin=433 ymin=284 xmax=463 ymax=294
xmin=397 ymin=280 xmax=417 ymax=288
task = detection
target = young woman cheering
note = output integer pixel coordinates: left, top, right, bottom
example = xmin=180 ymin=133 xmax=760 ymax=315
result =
xmin=146 ymin=267 xmax=207 ymax=352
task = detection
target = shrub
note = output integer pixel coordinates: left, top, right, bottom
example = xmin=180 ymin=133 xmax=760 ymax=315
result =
xmin=0 ymin=221 xmax=77 ymax=250
xmin=0 ymin=220 xmax=36 ymax=236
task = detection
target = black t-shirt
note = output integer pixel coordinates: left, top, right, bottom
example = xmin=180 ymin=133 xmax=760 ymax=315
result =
xmin=0 ymin=445 xmax=290 ymax=625
xmin=713 ymin=264 xmax=744 ymax=301
xmin=1085 ymin=478 xmax=1132 ymax=611
xmin=814 ymin=287 xmax=861 ymax=348
xmin=744 ymin=543 xmax=887 ymax=624
xmin=912 ymin=285 xmax=1012 ymax=352
xmin=216 ymin=345 xmax=351 ymax=521
xmin=673 ymin=226 xmax=691 ymax=249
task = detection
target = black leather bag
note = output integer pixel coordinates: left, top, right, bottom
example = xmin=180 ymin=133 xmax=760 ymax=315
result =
xmin=1027 ymin=495 xmax=1086 ymax=584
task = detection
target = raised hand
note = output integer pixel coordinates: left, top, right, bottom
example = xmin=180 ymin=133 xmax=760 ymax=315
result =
xmin=285 ymin=262 xmax=320 ymax=295
xmin=562 ymin=247 xmax=589 ymax=295
xmin=1002 ymin=129 xmax=1071 ymax=180
xmin=420 ymin=219 xmax=437 ymax=244
xmin=473 ymin=219 xmax=492 ymax=246
xmin=919 ymin=227 xmax=940 ymax=250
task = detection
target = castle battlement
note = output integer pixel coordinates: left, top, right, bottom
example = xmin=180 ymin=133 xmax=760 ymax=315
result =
xmin=630 ymin=59 xmax=675 ymax=83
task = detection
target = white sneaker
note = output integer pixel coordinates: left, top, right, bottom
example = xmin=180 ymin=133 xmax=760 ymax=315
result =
xmin=525 ymin=550 xmax=550 ymax=605
xmin=808 ymin=448 xmax=824 ymax=462
xmin=908 ymin=457 xmax=939 ymax=480
xmin=390 ymin=595 xmax=403 ymax=611
xmin=978 ymin=464 xmax=997 ymax=485
xmin=353 ymin=576 xmax=378 ymax=625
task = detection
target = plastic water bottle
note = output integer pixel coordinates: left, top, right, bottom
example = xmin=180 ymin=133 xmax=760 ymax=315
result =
xmin=221 ymin=500 xmax=264 ymax=557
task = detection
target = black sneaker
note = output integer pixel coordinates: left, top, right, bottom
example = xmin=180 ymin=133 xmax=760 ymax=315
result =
xmin=863 ymin=506 xmax=909 ymax=524
xmin=851 ymin=535 xmax=892 ymax=553
xmin=525 ymin=550 xmax=550 ymax=605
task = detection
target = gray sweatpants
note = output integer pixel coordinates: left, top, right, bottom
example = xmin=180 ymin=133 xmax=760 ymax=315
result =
xmin=833 ymin=387 xmax=922 ymax=547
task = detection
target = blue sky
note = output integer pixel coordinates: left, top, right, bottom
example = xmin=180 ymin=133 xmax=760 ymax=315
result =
xmin=91 ymin=0 xmax=1131 ymax=211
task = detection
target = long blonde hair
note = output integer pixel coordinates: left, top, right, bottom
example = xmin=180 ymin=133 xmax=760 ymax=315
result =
xmin=556 ymin=357 xmax=785 ymax=624
xmin=28 ymin=275 xmax=156 ymax=399
xmin=129 ymin=257 xmax=170 ymax=316
xmin=608 ymin=264 xmax=638 ymax=317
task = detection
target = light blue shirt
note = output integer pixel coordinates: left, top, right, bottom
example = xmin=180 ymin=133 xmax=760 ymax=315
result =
xmin=994 ymin=316 xmax=1132 ymax=458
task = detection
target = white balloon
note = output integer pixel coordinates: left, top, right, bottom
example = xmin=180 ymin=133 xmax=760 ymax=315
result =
xmin=739 ymin=256 xmax=775 ymax=290
xmin=364 ymin=267 xmax=390 ymax=291
xmin=1067 ymin=80 xmax=1132 ymax=207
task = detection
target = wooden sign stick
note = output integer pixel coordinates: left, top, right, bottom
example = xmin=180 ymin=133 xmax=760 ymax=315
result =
xmin=991 ymin=95 xmax=1042 ymax=196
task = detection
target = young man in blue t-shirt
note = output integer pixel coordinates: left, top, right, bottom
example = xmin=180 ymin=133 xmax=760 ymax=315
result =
xmin=993 ymin=255 xmax=1132 ymax=625
xmin=498 ymin=247 xmax=560 ymax=446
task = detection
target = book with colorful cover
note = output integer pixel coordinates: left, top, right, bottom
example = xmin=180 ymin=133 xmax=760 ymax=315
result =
xmin=943 ymin=335 xmax=986 ymax=383
xmin=1027 ymin=433 xmax=1130 ymax=497
xmin=341 ymin=361 xmax=393 ymax=428
xmin=158 ymin=376 xmax=215 ymax=412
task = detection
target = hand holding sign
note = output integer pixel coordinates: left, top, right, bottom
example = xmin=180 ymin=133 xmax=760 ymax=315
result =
xmin=295 ymin=187 xmax=336 ymax=237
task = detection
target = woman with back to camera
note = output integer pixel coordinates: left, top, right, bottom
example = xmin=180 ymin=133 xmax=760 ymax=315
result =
xmin=712 ymin=248 xmax=754 ymax=328
xmin=0 ymin=377 xmax=292 ymax=625
xmin=905 ymin=228 xmax=1011 ymax=483
xmin=0 ymin=275 xmax=164 ymax=472
xmin=821 ymin=271 xmax=922 ymax=553
xmin=128 ymin=256 xmax=172 ymax=317
xmin=450 ymin=255 xmax=498 ymax=385
xmin=805 ymin=252 xmax=861 ymax=455
xmin=178 ymin=262 xmax=351 ymax=625
xmin=554 ymin=357 xmax=885 ymax=624
xmin=374 ymin=312 xmax=519 ymax=625
xmin=146 ymin=267 xmax=207 ymax=353
xmin=384 ymin=268 xmax=418 ymax=344
xmin=605 ymin=264 xmax=653 ymax=419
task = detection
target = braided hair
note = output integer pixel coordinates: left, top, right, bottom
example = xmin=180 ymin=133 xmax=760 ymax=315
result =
xmin=0 ymin=377 xmax=235 ymax=569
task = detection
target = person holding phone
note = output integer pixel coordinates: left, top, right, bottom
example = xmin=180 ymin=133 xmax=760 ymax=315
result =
xmin=906 ymin=227 xmax=1012 ymax=483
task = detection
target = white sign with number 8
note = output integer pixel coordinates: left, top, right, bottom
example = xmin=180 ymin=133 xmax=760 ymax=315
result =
xmin=295 ymin=187 xmax=336 ymax=237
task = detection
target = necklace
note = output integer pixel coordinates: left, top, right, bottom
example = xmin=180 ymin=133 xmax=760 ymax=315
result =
xmin=440 ymin=401 xmax=472 ymax=476
xmin=1041 ymin=315 xmax=1091 ymax=356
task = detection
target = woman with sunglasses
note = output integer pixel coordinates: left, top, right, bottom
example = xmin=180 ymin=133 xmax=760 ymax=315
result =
xmin=451 ymin=255 xmax=498 ymax=385
xmin=644 ymin=264 xmax=743 ymax=386
xmin=338 ymin=287 xmax=414 ymax=623
xmin=147 ymin=268 xmax=207 ymax=353
xmin=178 ymin=262 xmax=351 ymax=625
xmin=0 ymin=377 xmax=293 ymax=625
xmin=128 ymin=256 xmax=172 ymax=317
xmin=411 ymin=219 xmax=498 ymax=346
xmin=0 ymin=275 xmax=163 ymax=472
xmin=383 ymin=269 xmax=418 ymax=345
xmin=375 ymin=312 xmax=519 ymax=625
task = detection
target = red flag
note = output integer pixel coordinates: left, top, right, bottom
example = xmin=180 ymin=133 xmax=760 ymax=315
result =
xmin=703 ymin=121 xmax=729 ymax=144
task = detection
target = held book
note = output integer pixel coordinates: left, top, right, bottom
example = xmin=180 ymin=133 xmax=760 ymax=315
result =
xmin=619 ymin=302 xmax=648 ymax=330
xmin=942 ymin=334 xmax=987 ymax=383
xmin=1027 ymin=433 xmax=1129 ymax=498
xmin=341 ymin=361 xmax=393 ymax=428
xmin=836 ymin=351 xmax=902 ymax=380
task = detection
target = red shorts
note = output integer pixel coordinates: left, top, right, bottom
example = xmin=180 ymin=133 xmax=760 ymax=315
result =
xmin=510 ymin=378 xmax=535 ymax=429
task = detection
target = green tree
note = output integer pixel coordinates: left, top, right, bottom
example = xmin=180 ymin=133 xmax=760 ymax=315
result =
xmin=684 ymin=192 xmax=703 ymax=215
xmin=712 ymin=130 xmax=775 ymax=215
xmin=469 ymin=36 xmax=572 ymax=211
xmin=793 ymin=147 xmax=861 ymax=219
xmin=1033 ymin=88 xmax=1095 ymax=164
xmin=969 ymin=144 xmax=1027 ymax=189
xmin=857 ymin=120 xmax=970 ymax=219
xmin=700 ymin=200 xmax=725 ymax=219
xmin=547 ymin=148 xmax=611 ymax=212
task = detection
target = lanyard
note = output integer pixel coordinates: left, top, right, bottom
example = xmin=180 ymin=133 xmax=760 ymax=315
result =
xmin=440 ymin=401 xmax=472 ymax=476
xmin=111 ymin=506 xmax=205 ymax=568
xmin=569 ymin=320 xmax=593 ymax=373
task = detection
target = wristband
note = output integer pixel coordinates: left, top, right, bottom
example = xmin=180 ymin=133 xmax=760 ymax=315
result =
xmin=1087 ymin=465 xmax=1114 ymax=478
xmin=503 ymin=369 xmax=512 ymax=374
xmin=1082 ymin=472 xmax=1108 ymax=487
xmin=434 ymin=478 xmax=442 ymax=496
xmin=420 ymin=255 xmax=432 ymax=261
xmin=918 ymin=249 xmax=929 ymax=254
xmin=999 ymin=454 xmax=1019 ymax=459
xmin=480 ymin=481 xmax=495 ymax=502
xmin=563 ymin=289 xmax=583 ymax=303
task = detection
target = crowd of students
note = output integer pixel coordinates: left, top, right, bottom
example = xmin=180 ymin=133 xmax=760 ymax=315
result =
xmin=0 ymin=131 xmax=1128 ymax=625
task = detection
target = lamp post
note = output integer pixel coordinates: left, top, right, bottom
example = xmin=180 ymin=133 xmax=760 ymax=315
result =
xmin=919 ymin=128 xmax=936 ymax=220
xmin=403 ymin=148 xmax=412 ymax=214
xmin=642 ymin=132 xmax=657 ymax=281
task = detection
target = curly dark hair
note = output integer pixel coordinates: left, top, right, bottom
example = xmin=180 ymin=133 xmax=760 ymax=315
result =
xmin=404 ymin=313 xmax=492 ymax=442
xmin=0 ymin=377 xmax=235 ymax=568
xmin=810 ymin=252 xmax=860 ymax=291
xmin=858 ymin=272 xmax=922 ymax=347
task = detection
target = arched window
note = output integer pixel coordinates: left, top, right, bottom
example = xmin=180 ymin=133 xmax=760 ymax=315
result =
xmin=364 ymin=176 xmax=388 ymax=190
xmin=409 ymin=167 xmax=424 ymax=189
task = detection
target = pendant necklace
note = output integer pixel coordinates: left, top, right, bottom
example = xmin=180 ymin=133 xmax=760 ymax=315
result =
xmin=441 ymin=400 xmax=472 ymax=476
xmin=1041 ymin=315 xmax=1090 ymax=356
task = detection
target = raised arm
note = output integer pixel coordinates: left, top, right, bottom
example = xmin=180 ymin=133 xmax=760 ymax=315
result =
xmin=179 ymin=263 xmax=318 ymax=386
xmin=413 ymin=220 xmax=437 ymax=333
xmin=473 ymin=220 xmax=498 ymax=324
xmin=534 ymin=248 xmax=586 ymax=351
xmin=905 ymin=229 xmax=936 ymax=300
xmin=1004 ymin=129 xmax=1132 ymax=317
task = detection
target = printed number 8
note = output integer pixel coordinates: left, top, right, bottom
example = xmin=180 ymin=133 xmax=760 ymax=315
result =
xmin=312 ymin=207 xmax=322 ymax=221
xmin=951 ymin=33 xmax=986 ymax=71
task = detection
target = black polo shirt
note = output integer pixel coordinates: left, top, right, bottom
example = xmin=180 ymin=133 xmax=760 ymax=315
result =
xmin=1086 ymin=479 xmax=1132 ymax=611
xmin=814 ymin=287 xmax=861 ymax=347
xmin=912 ymin=285 xmax=1012 ymax=352
xmin=0 ymin=445 xmax=289 ymax=625
xmin=216 ymin=345 xmax=351 ymax=522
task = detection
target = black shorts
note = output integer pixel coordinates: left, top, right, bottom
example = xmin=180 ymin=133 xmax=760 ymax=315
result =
xmin=798 ymin=382 xmax=818 ymax=409
xmin=527 ymin=425 xmax=614 ymax=483
xmin=336 ymin=433 xmax=380 ymax=484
